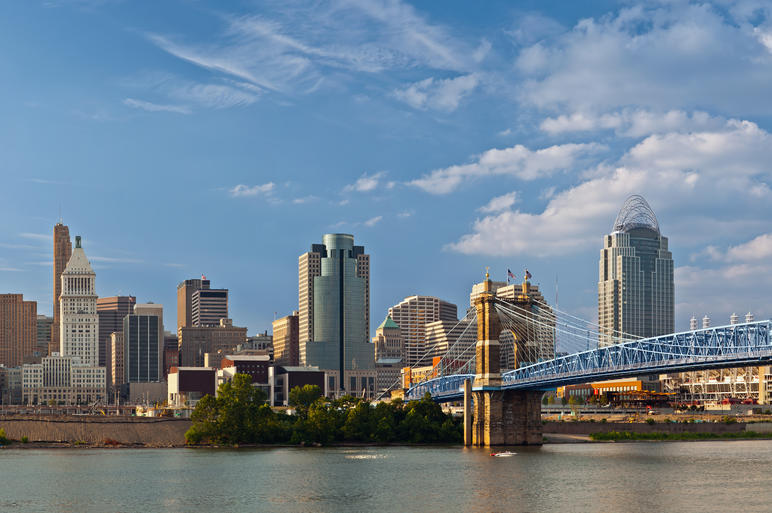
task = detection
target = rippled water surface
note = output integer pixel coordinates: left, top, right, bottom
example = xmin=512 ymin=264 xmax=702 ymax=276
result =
xmin=2 ymin=442 xmax=772 ymax=512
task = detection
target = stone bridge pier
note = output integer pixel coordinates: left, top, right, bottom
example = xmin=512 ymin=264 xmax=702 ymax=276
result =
xmin=464 ymin=272 xmax=542 ymax=446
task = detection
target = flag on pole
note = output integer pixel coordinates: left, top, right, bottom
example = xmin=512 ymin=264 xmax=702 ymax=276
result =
xmin=507 ymin=268 xmax=516 ymax=283
xmin=525 ymin=269 xmax=532 ymax=280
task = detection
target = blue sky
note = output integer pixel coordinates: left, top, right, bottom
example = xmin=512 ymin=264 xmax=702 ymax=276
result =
xmin=2 ymin=0 xmax=772 ymax=336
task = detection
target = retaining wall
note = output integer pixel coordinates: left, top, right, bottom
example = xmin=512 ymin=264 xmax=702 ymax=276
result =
xmin=0 ymin=416 xmax=191 ymax=445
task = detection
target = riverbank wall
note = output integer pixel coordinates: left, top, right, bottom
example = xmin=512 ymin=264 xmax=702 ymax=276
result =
xmin=543 ymin=421 xmax=772 ymax=435
xmin=0 ymin=416 xmax=191 ymax=446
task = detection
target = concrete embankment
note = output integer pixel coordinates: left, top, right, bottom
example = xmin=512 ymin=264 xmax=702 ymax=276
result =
xmin=0 ymin=416 xmax=191 ymax=446
xmin=543 ymin=421 xmax=772 ymax=435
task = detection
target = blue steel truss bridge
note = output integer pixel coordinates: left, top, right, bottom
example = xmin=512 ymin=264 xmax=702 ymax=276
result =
xmin=406 ymin=313 xmax=772 ymax=403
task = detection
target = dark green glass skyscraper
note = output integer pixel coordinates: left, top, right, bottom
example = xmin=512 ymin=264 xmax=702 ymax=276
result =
xmin=300 ymin=234 xmax=374 ymax=393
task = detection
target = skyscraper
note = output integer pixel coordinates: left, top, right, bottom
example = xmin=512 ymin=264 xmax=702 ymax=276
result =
xmin=97 ymin=296 xmax=136 ymax=380
xmin=298 ymin=234 xmax=374 ymax=394
xmin=51 ymin=222 xmax=72 ymax=356
xmin=23 ymin=235 xmax=106 ymax=405
xmin=177 ymin=277 xmax=228 ymax=329
xmin=123 ymin=303 xmax=163 ymax=383
xmin=387 ymin=296 xmax=458 ymax=367
xmin=176 ymin=277 xmax=208 ymax=330
xmin=0 ymin=294 xmax=37 ymax=367
xmin=598 ymin=195 xmax=674 ymax=346
xmin=36 ymin=315 xmax=53 ymax=359
xmin=60 ymin=236 xmax=99 ymax=365
xmin=191 ymin=287 xmax=228 ymax=327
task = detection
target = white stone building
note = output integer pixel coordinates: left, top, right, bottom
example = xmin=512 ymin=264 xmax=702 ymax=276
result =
xmin=22 ymin=236 xmax=106 ymax=405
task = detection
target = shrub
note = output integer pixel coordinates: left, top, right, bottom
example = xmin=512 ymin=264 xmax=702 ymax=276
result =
xmin=0 ymin=428 xmax=8 ymax=445
xmin=600 ymin=418 xmax=607 ymax=424
xmin=20 ymin=436 xmax=29 ymax=444
xmin=722 ymin=416 xmax=738 ymax=425
xmin=646 ymin=418 xmax=656 ymax=425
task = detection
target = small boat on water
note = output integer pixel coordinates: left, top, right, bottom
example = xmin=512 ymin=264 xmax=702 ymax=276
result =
xmin=490 ymin=451 xmax=516 ymax=457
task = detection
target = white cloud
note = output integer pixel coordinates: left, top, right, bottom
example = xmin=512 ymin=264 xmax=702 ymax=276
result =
xmin=516 ymin=4 xmax=772 ymax=115
xmin=409 ymin=142 xmax=604 ymax=194
xmin=292 ymin=195 xmax=318 ymax=204
xmin=363 ymin=215 xmax=383 ymax=227
xmin=230 ymin=183 xmax=275 ymax=197
xmin=449 ymin=120 xmax=772 ymax=257
xmin=397 ymin=210 xmax=413 ymax=218
xmin=478 ymin=191 xmax=517 ymax=213
xmin=540 ymin=109 xmax=724 ymax=138
xmin=343 ymin=171 xmax=386 ymax=193
xmin=123 ymin=98 xmax=191 ymax=114
xmin=394 ymin=74 xmax=478 ymax=112
xmin=703 ymin=233 xmax=772 ymax=263
xmin=0 ymin=267 xmax=23 ymax=272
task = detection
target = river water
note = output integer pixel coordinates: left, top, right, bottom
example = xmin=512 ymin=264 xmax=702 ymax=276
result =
xmin=2 ymin=442 xmax=772 ymax=512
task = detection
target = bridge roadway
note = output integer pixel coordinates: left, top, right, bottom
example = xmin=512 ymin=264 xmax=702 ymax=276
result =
xmin=406 ymin=321 xmax=772 ymax=402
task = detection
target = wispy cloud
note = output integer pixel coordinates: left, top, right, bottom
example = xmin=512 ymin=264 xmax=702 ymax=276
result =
xmin=90 ymin=256 xmax=144 ymax=264
xmin=26 ymin=178 xmax=68 ymax=185
xmin=292 ymin=195 xmax=318 ymax=204
xmin=0 ymin=267 xmax=23 ymax=272
xmin=19 ymin=233 xmax=51 ymax=242
xmin=394 ymin=73 xmax=478 ymax=112
xmin=123 ymin=98 xmax=191 ymax=114
xmin=230 ymin=182 xmax=275 ymax=197
xmin=146 ymin=0 xmax=479 ymax=99
xmin=343 ymin=171 xmax=386 ymax=193
xmin=478 ymin=191 xmax=517 ymax=213
xmin=363 ymin=215 xmax=383 ymax=227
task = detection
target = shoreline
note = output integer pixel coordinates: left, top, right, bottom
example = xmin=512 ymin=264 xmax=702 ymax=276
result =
xmin=5 ymin=435 xmax=772 ymax=449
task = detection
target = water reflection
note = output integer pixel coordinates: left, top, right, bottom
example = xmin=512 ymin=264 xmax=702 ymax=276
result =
xmin=1 ymin=442 xmax=772 ymax=512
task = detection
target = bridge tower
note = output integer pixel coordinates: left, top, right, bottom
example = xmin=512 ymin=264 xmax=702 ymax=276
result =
xmin=466 ymin=271 xmax=542 ymax=446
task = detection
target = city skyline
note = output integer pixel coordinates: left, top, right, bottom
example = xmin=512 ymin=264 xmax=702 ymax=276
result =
xmin=2 ymin=1 xmax=772 ymax=335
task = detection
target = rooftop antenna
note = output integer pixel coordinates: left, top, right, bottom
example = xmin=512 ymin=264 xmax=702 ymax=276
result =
xmin=58 ymin=203 xmax=62 ymax=224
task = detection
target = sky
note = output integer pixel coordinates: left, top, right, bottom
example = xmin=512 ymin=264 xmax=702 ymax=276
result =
xmin=2 ymin=0 xmax=772 ymax=336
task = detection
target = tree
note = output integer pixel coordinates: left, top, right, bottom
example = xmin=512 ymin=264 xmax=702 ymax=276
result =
xmin=289 ymin=385 xmax=323 ymax=418
xmin=185 ymin=373 xmax=268 ymax=445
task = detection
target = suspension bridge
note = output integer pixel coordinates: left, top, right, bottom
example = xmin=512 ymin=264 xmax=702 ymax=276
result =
xmin=397 ymin=272 xmax=772 ymax=447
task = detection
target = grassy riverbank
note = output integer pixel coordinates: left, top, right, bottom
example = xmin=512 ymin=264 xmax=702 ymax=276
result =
xmin=590 ymin=430 xmax=772 ymax=441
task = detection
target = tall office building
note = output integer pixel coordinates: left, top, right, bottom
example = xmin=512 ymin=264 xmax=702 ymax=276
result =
xmin=598 ymin=195 xmax=674 ymax=346
xmin=273 ymin=312 xmax=299 ymax=366
xmin=176 ymin=277 xmax=208 ymax=330
xmin=177 ymin=277 xmax=228 ymax=329
xmin=123 ymin=303 xmax=163 ymax=383
xmin=387 ymin=296 xmax=458 ymax=367
xmin=51 ymin=222 xmax=72 ymax=355
xmin=0 ymin=294 xmax=37 ymax=367
xmin=192 ymin=287 xmax=228 ymax=327
xmin=36 ymin=315 xmax=53 ymax=358
xmin=97 ymin=296 xmax=136 ymax=377
xmin=299 ymin=234 xmax=374 ymax=394
xmin=60 ymin=236 xmax=99 ymax=365
xmin=298 ymin=248 xmax=322 ymax=356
